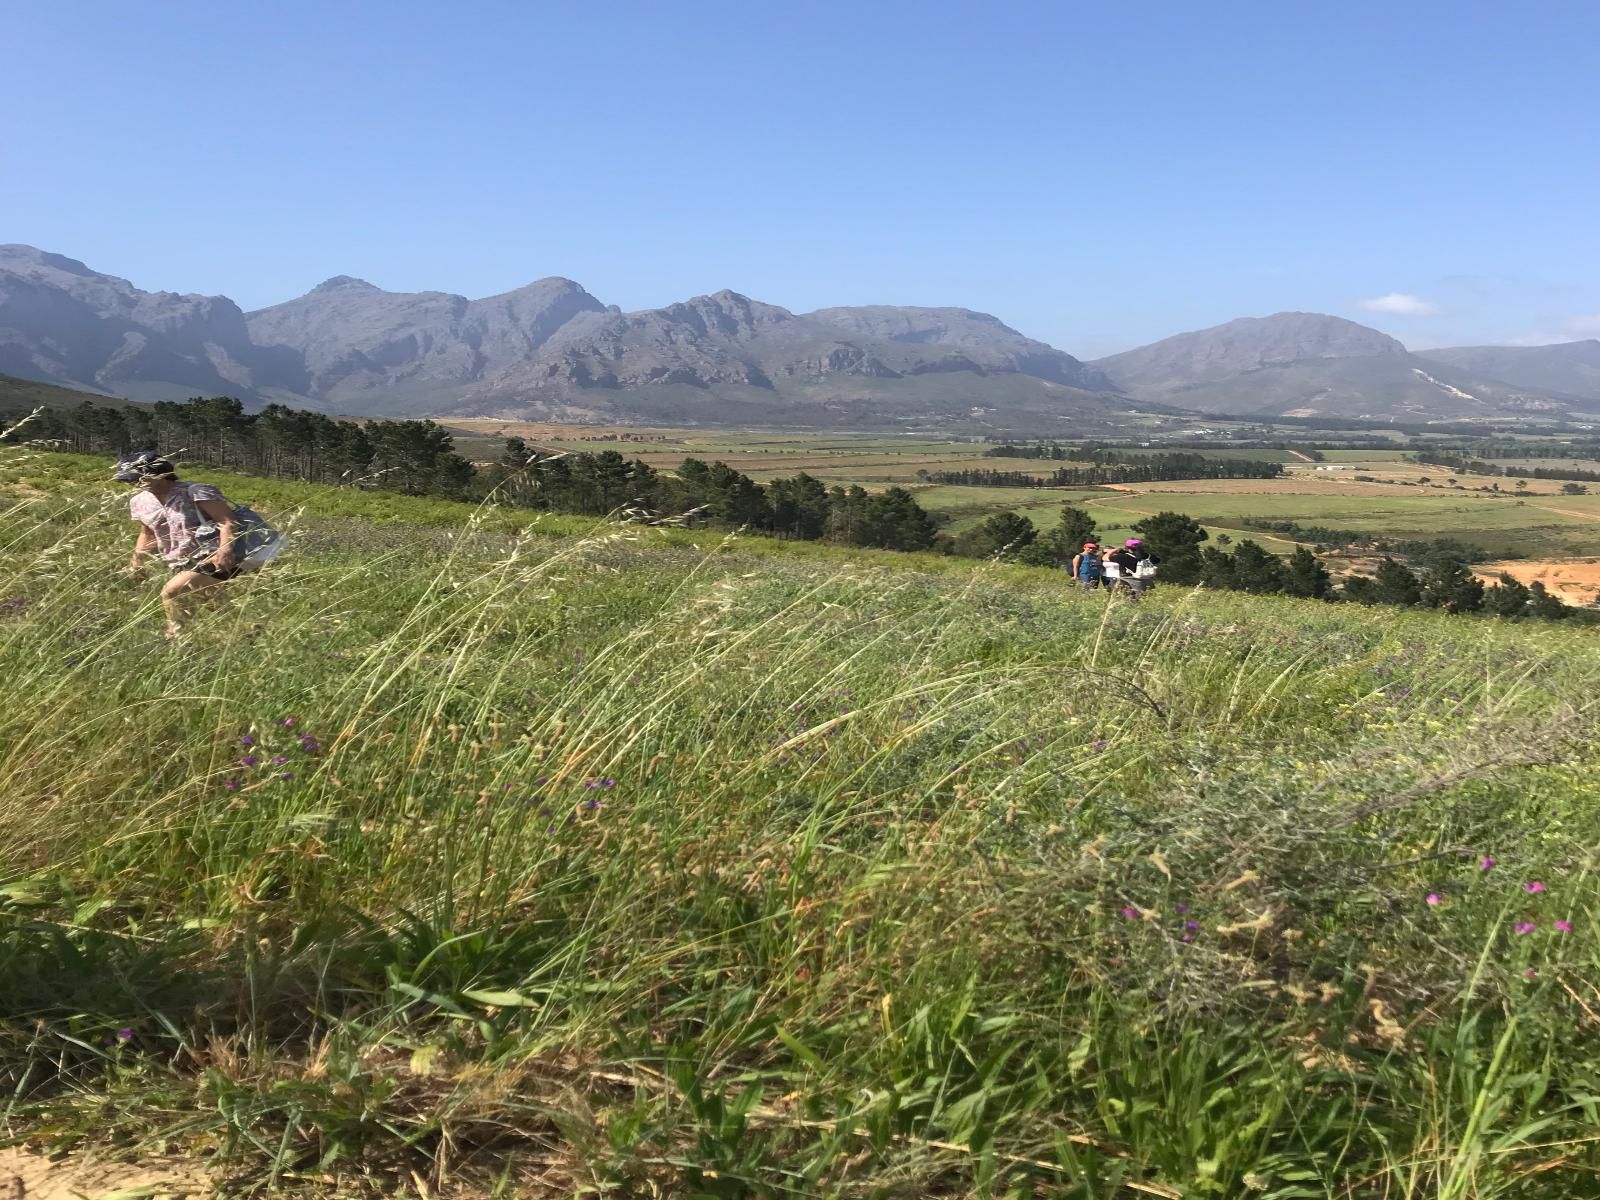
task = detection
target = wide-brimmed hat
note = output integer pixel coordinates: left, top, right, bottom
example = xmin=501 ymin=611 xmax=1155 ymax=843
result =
xmin=112 ymin=451 xmax=176 ymax=482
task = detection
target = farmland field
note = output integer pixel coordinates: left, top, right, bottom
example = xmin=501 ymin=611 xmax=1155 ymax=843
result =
xmin=441 ymin=423 xmax=1600 ymax=559
xmin=4 ymin=445 xmax=1600 ymax=1196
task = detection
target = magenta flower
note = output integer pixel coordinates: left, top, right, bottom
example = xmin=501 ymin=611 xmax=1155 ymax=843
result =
xmin=115 ymin=1028 xmax=134 ymax=1041
xmin=1181 ymin=933 xmax=1194 ymax=942
xmin=278 ymin=716 xmax=297 ymax=727
xmin=1185 ymin=920 xmax=1200 ymax=931
xmin=1515 ymin=922 xmax=1537 ymax=934
xmin=240 ymin=735 xmax=255 ymax=747
xmin=1524 ymin=881 xmax=1546 ymax=894
xmin=1425 ymin=893 xmax=1441 ymax=906
xmin=278 ymin=771 xmax=294 ymax=781
xmin=223 ymin=778 xmax=241 ymax=791
xmin=1120 ymin=907 xmax=1139 ymax=920
xmin=240 ymin=756 xmax=258 ymax=766
xmin=272 ymin=755 xmax=288 ymax=765
xmin=1554 ymin=919 xmax=1573 ymax=933
xmin=1525 ymin=968 xmax=1537 ymax=979
xmin=1480 ymin=856 xmax=1496 ymax=871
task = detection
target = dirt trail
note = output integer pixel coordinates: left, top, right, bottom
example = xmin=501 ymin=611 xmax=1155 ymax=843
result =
xmin=0 ymin=1146 xmax=202 ymax=1199
xmin=1284 ymin=449 xmax=1317 ymax=463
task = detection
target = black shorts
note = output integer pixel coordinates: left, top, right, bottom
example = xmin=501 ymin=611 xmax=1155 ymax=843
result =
xmin=186 ymin=562 xmax=242 ymax=581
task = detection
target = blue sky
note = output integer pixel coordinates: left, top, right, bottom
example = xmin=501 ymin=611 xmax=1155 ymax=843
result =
xmin=4 ymin=0 xmax=1596 ymax=356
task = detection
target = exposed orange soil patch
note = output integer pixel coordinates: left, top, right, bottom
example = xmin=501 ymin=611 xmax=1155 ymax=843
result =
xmin=1473 ymin=558 xmax=1600 ymax=601
xmin=0 ymin=1146 xmax=203 ymax=1199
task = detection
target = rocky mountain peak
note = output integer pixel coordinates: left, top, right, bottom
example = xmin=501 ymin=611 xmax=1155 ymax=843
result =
xmin=310 ymin=275 xmax=379 ymax=294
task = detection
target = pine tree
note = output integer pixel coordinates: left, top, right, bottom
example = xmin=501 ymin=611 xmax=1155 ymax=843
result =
xmin=1041 ymin=504 xmax=1098 ymax=564
xmin=957 ymin=511 xmax=1037 ymax=559
xmin=1420 ymin=558 xmax=1485 ymax=613
xmin=1198 ymin=546 xmax=1240 ymax=590
xmin=1229 ymin=539 xmax=1290 ymax=594
xmin=1528 ymin=581 xmax=1569 ymax=620
xmin=1284 ymin=546 xmax=1332 ymax=599
xmin=1482 ymin=574 xmax=1530 ymax=618
xmin=1130 ymin=511 xmax=1208 ymax=584
xmin=1372 ymin=558 xmax=1423 ymax=606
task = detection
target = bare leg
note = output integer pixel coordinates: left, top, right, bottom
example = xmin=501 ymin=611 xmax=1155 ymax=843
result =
xmin=160 ymin=570 xmax=228 ymax=635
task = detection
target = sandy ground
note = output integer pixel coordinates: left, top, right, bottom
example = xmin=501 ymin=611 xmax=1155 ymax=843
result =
xmin=1474 ymin=558 xmax=1600 ymax=601
xmin=0 ymin=1146 xmax=204 ymax=1199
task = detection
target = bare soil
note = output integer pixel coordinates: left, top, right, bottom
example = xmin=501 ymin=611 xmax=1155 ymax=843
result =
xmin=0 ymin=1146 xmax=204 ymax=1200
xmin=1473 ymin=558 xmax=1600 ymax=601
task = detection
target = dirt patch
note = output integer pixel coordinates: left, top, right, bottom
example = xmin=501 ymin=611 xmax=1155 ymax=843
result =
xmin=0 ymin=1146 xmax=204 ymax=1199
xmin=1474 ymin=558 xmax=1600 ymax=601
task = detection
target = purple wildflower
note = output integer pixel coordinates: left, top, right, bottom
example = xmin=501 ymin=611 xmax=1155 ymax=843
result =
xmin=1554 ymin=919 xmax=1573 ymax=933
xmin=1525 ymin=968 xmax=1537 ymax=979
xmin=223 ymin=779 xmax=241 ymax=791
xmin=278 ymin=716 xmax=297 ymax=727
xmin=1175 ymin=903 xmax=1190 ymax=914
xmin=1185 ymin=920 xmax=1200 ymax=931
xmin=272 ymin=756 xmax=288 ymax=765
xmin=278 ymin=771 xmax=294 ymax=781
xmin=1480 ymin=856 xmax=1496 ymax=871
xmin=241 ymin=735 xmax=255 ymax=747
xmin=1090 ymin=739 xmax=1107 ymax=753
xmin=1524 ymin=881 xmax=1546 ymax=894
xmin=600 ymin=778 xmax=616 ymax=788
xmin=240 ymin=756 xmax=258 ymax=766
xmin=1120 ymin=907 xmax=1140 ymax=920
xmin=1515 ymin=922 xmax=1537 ymax=935
xmin=1181 ymin=933 xmax=1194 ymax=942
xmin=584 ymin=799 xmax=602 ymax=810
xmin=1425 ymin=893 xmax=1441 ymax=906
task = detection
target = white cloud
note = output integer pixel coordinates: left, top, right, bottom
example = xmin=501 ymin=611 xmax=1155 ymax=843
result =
xmin=1564 ymin=313 xmax=1600 ymax=337
xmin=1359 ymin=292 xmax=1440 ymax=317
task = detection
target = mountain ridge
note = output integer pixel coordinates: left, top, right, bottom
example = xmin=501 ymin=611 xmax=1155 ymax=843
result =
xmin=1089 ymin=312 xmax=1568 ymax=420
xmin=0 ymin=245 xmax=1583 ymax=427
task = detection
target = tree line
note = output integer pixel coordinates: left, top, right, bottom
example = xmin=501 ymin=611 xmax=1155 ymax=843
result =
xmin=1415 ymin=448 xmax=1600 ymax=485
xmin=923 ymin=457 xmax=1282 ymax=489
xmin=954 ymin=502 xmax=1595 ymax=625
xmin=7 ymin=394 xmax=1595 ymax=624
xmin=1 ymin=397 xmax=941 ymax=553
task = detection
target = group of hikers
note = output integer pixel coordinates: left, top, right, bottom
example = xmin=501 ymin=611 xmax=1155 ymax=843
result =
xmin=1068 ymin=538 xmax=1158 ymax=598
xmin=115 ymin=449 xmax=1157 ymax=633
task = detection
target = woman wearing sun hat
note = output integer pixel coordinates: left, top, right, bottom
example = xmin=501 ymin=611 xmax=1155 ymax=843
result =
xmin=1070 ymin=540 xmax=1105 ymax=591
xmin=115 ymin=451 xmax=280 ymax=635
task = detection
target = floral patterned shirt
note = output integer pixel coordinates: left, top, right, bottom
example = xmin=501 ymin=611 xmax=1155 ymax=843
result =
xmin=129 ymin=481 xmax=229 ymax=568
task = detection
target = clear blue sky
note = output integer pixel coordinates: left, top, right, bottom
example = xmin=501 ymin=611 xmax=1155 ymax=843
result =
xmin=5 ymin=0 xmax=1597 ymax=356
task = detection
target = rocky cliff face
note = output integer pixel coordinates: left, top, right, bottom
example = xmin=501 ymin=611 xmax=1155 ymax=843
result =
xmin=0 ymin=245 xmax=269 ymax=399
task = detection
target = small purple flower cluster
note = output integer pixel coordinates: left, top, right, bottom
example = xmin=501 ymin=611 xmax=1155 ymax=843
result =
xmin=223 ymin=722 xmax=322 ymax=789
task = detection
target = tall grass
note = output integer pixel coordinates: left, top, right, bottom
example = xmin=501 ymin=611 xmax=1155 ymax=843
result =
xmin=2 ymin=453 xmax=1599 ymax=1197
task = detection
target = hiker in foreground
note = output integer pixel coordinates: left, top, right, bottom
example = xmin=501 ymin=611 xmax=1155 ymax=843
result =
xmin=1070 ymin=540 xmax=1105 ymax=591
xmin=1107 ymin=538 xmax=1157 ymax=599
xmin=117 ymin=452 xmax=281 ymax=635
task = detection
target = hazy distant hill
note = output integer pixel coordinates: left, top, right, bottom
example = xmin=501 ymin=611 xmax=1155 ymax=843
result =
xmin=1090 ymin=313 xmax=1568 ymax=420
xmin=0 ymin=245 xmax=1130 ymax=430
xmin=1415 ymin=340 xmax=1600 ymax=404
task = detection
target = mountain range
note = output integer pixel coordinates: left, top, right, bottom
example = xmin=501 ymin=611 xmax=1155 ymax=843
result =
xmin=3 ymin=243 xmax=1596 ymax=428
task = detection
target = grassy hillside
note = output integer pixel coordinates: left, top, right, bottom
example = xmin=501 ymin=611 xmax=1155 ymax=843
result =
xmin=0 ymin=372 xmax=131 ymax=411
xmin=3 ymin=448 xmax=1600 ymax=1197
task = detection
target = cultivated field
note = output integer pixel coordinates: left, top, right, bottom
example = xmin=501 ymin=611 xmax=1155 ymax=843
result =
xmin=3 ymin=448 xmax=1600 ymax=1197
xmin=442 ymin=424 xmax=1600 ymax=563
